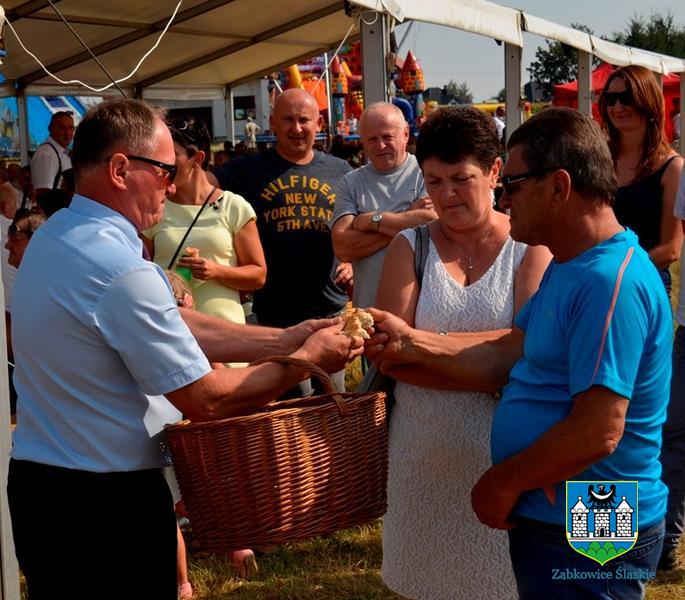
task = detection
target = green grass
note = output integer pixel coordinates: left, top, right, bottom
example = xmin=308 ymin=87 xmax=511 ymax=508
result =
xmin=185 ymin=521 xmax=401 ymax=600
xmin=182 ymin=519 xmax=684 ymax=600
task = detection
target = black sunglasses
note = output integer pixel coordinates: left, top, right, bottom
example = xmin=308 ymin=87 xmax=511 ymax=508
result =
xmin=604 ymin=91 xmax=633 ymax=107
xmin=501 ymin=168 xmax=558 ymax=194
xmin=125 ymin=155 xmax=177 ymax=184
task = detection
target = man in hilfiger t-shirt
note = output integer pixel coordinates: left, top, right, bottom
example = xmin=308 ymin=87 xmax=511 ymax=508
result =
xmin=213 ymin=88 xmax=352 ymax=394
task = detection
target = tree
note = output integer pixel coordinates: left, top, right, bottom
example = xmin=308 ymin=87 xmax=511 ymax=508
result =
xmin=445 ymin=80 xmax=473 ymax=104
xmin=527 ymin=23 xmax=598 ymax=101
xmin=496 ymin=88 xmax=506 ymax=103
xmin=610 ymin=12 xmax=685 ymax=58
xmin=527 ymin=13 xmax=685 ymax=102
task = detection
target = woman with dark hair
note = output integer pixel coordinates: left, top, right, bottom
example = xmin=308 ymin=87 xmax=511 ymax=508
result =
xmin=375 ymin=106 xmax=550 ymax=599
xmin=598 ymin=65 xmax=683 ymax=294
xmin=143 ymin=116 xmax=266 ymax=330
xmin=143 ymin=116 xmax=264 ymax=579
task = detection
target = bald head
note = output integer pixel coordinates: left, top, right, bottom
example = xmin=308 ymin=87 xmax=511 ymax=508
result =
xmin=271 ymin=88 xmax=323 ymax=164
xmin=273 ymin=88 xmax=319 ymax=116
xmin=359 ymin=102 xmax=409 ymax=172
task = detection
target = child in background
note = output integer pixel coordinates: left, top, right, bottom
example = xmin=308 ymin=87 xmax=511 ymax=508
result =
xmin=163 ymin=271 xmax=258 ymax=594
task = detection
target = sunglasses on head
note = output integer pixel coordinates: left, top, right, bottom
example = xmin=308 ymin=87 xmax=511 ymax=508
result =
xmin=8 ymin=223 xmax=29 ymax=237
xmin=604 ymin=91 xmax=633 ymax=107
xmin=169 ymin=118 xmax=209 ymax=151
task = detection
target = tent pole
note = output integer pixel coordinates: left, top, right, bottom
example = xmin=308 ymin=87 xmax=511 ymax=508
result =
xmin=504 ymin=42 xmax=522 ymax=146
xmin=0 ymin=206 xmax=20 ymax=600
xmin=360 ymin=11 xmax=389 ymax=107
xmin=324 ymin=52 xmax=333 ymax=142
xmin=577 ymin=51 xmax=592 ymax=116
xmin=224 ymin=87 xmax=235 ymax=146
xmin=16 ymin=91 xmax=29 ymax=167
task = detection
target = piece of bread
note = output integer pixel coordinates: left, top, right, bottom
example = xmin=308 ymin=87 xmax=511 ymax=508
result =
xmin=342 ymin=307 xmax=374 ymax=339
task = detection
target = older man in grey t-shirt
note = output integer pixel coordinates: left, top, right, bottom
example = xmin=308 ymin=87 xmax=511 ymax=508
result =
xmin=332 ymin=102 xmax=436 ymax=308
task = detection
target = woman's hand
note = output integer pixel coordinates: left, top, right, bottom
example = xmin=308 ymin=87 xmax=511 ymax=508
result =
xmin=364 ymin=308 xmax=410 ymax=371
xmin=177 ymin=255 xmax=220 ymax=280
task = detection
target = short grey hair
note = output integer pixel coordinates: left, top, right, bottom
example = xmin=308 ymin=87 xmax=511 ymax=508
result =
xmin=507 ymin=107 xmax=617 ymax=206
xmin=359 ymin=102 xmax=407 ymax=135
xmin=71 ymin=98 xmax=167 ymax=175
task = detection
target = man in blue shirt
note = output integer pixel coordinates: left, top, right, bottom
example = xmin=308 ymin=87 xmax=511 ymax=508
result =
xmin=8 ymin=98 xmax=361 ymax=600
xmin=366 ymin=108 xmax=671 ymax=599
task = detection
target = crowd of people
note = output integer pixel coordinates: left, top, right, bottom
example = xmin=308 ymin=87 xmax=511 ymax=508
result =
xmin=4 ymin=64 xmax=685 ymax=600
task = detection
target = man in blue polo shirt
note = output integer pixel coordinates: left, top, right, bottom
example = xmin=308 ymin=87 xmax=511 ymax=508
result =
xmin=8 ymin=98 xmax=360 ymax=600
xmin=366 ymin=108 xmax=671 ymax=599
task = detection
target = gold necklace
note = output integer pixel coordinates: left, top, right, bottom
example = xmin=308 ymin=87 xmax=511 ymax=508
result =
xmin=442 ymin=222 xmax=493 ymax=284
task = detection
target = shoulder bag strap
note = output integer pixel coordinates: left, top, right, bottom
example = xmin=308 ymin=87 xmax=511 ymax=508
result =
xmin=167 ymin=187 xmax=217 ymax=269
xmin=413 ymin=224 xmax=430 ymax=288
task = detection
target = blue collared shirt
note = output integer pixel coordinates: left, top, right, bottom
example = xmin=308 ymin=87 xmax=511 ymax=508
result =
xmin=11 ymin=195 xmax=211 ymax=472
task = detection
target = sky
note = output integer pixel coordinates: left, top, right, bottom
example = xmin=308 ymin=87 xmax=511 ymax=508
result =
xmin=394 ymin=0 xmax=685 ymax=102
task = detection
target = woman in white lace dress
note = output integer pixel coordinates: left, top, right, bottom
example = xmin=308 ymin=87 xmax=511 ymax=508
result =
xmin=375 ymin=107 xmax=551 ymax=600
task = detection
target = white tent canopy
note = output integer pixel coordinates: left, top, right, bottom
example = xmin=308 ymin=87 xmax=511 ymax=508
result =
xmin=353 ymin=0 xmax=685 ymax=73
xmin=0 ymin=0 xmax=359 ymax=99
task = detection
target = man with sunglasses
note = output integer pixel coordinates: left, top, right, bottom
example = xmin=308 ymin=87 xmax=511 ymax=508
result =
xmin=366 ymin=108 xmax=671 ymax=599
xmin=7 ymin=98 xmax=361 ymax=600
xmin=30 ymin=110 xmax=74 ymax=200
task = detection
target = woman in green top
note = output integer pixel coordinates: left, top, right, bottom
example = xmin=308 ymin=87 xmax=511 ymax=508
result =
xmin=143 ymin=116 xmax=266 ymax=327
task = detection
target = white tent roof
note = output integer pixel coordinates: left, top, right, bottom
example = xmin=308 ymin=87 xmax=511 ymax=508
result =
xmin=354 ymin=0 xmax=685 ymax=73
xmin=0 ymin=0 xmax=359 ymax=99
xmin=1 ymin=0 xmax=682 ymax=103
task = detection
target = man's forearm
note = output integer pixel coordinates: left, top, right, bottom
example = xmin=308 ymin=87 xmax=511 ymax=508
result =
xmin=400 ymin=328 xmax=522 ymax=389
xmin=377 ymin=208 xmax=437 ymax=237
xmin=180 ymin=309 xmax=289 ymax=362
xmin=333 ymin=229 xmax=391 ymax=262
xmin=495 ymin=389 xmax=628 ymax=496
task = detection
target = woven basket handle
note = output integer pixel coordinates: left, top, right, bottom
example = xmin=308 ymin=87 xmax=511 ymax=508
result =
xmin=251 ymin=355 xmax=348 ymax=416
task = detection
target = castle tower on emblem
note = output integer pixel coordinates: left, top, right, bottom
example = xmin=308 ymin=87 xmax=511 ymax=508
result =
xmin=571 ymin=496 xmax=589 ymax=537
xmin=615 ymin=496 xmax=635 ymax=538
xmin=593 ymin=508 xmax=612 ymax=538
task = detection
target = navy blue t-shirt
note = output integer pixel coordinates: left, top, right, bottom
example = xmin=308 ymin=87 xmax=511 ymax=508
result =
xmin=214 ymin=149 xmax=352 ymax=326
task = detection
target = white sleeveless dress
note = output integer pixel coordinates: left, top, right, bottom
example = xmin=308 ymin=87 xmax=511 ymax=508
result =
xmin=381 ymin=229 xmax=526 ymax=600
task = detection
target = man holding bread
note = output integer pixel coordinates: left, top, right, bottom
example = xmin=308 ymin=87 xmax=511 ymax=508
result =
xmin=8 ymin=98 xmax=362 ymax=600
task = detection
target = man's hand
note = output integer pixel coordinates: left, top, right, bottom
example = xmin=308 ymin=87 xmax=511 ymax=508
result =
xmin=280 ymin=317 xmax=343 ymax=354
xmin=177 ymin=255 xmax=219 ymax=281
xmin=334 ymin=262 xmax=354 ymax=296
xmin=293 ymin=321 xmax=363 ymax=373
xmin=471 ymin=464 xmax=520 ymax=530
xmin=408 ymin=196 xmax=434 ymax=211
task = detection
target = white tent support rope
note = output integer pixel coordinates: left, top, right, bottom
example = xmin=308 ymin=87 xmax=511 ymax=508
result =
xmin=4 ymin=0 xmax=184 ymax=93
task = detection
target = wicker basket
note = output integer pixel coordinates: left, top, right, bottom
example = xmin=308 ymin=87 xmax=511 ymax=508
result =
xmin=164 ymin=356 xmax=388 ymax=552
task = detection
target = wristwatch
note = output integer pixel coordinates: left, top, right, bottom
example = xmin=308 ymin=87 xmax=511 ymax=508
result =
xmin=371 ymin=210 xmax=383 ymax=230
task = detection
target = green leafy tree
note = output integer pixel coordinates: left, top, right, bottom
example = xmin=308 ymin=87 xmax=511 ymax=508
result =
xmin=610 ymin=12 xmax=685 ymax=58
xmin=527 ymin=23 xmax=598 ymax=101
xmin=445 ymin=80 xmax=474 ymax=104
xmin=496 ymin=88 xmax=506 ymax=102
